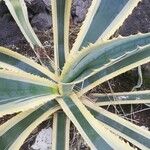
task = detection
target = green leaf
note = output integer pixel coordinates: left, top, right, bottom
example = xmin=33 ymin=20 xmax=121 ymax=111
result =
xmin=52 ymin=111 xmax=70 ymax=150
xmin=57 ymin=94 xmax=134 ymax=150
xmin=77 ymin=44 xmax=150 ymax=95
xmin=71 ymin=0 xmax=140 ymax=51
xmin=61 ymin=33 xmax=150 ymax=95
xmin=0 ymin=101 xmax=60 ymax=150
xmin=0 ymin=46 xmax=58 ymax=81
xmin=3 ymin=1 xmax=56 ymax=72
xmin=61 ymin=32 xmax=150 ymax=83
xmin=83 ymin=100 xmax=150 ymax=150
xmin=3 ymin=0 xmax=42 ymax=49
xmin=51 ymin=0 xmax=72 ymax=73
xmin=0 ymin=69 xmax=58 ymax=115
xmin=92 ymin=90 xmax=150 ymax=106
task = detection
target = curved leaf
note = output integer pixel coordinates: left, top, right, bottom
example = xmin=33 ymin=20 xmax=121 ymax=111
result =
xmin=52 ymin=112 xmax=70 ymax=150
xmin=92 ymin=90 xmax=150 ymax=106
xmin=0 ymin=101 xmax=60 ymax=150
xmin=83 ymin=100 xmax=150 ymax=150
xmin=71 ymin=0 xmax=140 ymax=51
xmin=0 ymin=69 xmax=58 ymax=115
xmin=51 ymin=0 xmax=72 ymax=73
xmin=57 ymin=94 xmax=134 ymax=150
xmin=0 ymin=46 xmax=58 ymax=81
xmin=61 ymin=32 xmax=150 ymax=83
xmin=78 ymin=44 xmax=150 ymax=95
xmin=3 ymin=0 xmax=42 ymax=49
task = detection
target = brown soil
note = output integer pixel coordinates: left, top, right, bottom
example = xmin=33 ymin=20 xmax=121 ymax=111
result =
xmin=0 ymin=113 xmax=18 ymax=126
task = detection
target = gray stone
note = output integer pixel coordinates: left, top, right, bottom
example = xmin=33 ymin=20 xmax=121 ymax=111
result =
xmin=25 ymin=0 xmax=33 ymax=3
xmin=72 ymin=0 xmax=92 ymax=24
xmin=31 ymin=13 xmax=52 ymax=30
xmin=0 ymin=1 xmax=9 ymax=17
xmin=25 ymin=0 xmax=51 ymax=12
xmin=43 ymin=0 xmax=51 ymax=7
xmin=25 ymin=0 xmax=50 ymax=5
xmin=0 ymin=16 xmax=23 ymax=45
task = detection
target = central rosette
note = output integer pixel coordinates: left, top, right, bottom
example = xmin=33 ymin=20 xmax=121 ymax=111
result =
xmin=58 ymin=82 xmax=74 ymax=96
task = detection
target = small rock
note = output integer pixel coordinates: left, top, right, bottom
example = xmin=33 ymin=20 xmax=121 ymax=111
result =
xmin=31 ymin=13 xmax=52 ymax=30
xmin=0 ymin=16 xmax=23 ymax=45
xmin=25 ymin=0 xmax=33 ymax=4
xmin=72 ymin=0 xmax=92 ymax=24
xmin=26 ymin=0 xmax=50 ymax=13
xmin=0 ymin=1 xmax=9 ymax=17
xmin=43 ymin=0 xmax=51 ymax=9
xmin=31 ymin=127 xmax=52 ymax=150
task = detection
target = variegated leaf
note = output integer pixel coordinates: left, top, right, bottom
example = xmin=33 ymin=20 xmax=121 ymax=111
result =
xmin=83 ymin=100 xmax=150 ymax=150
xmin=51 ymin=0 xmax=72 ymax=73
xmin=57 ymin=93 xmax=134 ymax=150
xmin=0 ymin=46 xmax=58 ymax=81
xmin=71 ymin=0 xmax=141 ymax=51
xmin=3 ymin=0 xmax=42 ymax=49
xmin=92 ymin=90 xmax=150 ymax=106
xmin=0 ymin=69 xmax=59 ymax=116
xmin=0 ymin=101 xmax=60 ymax=150
xmin=52 ymin=111 xmax=70 ymax=150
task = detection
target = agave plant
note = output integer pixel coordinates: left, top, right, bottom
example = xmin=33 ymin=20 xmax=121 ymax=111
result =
xmin=0 ymin=0 xmax=150 ymax=149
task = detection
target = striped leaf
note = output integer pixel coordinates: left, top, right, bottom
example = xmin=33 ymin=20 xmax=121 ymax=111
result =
xmin=92 ymin=90 xmax=150 ymax=106
xmin=61 ymin=33 xmax=150 ymax=95
xmin=0 ymin=46 xmax=58 ymax=81
xmin=52 ymin=112 xmax=70 ymax=150
xmin=3 ymin=0 xmax=56 ymax=71
xmin=0 ymin=101 xmax=60 ymax=150
xmin=71 ymin=0 xmax=141 ymax=51
xmin=61 ymin=32 xmax=150 ymax=83
xmin=57 ymin=94 xmax=134 ymax=150
xmin=3 ymin=0 xmax=42 ymax=49
xmin=83 ymin=100 xmax=150 ymax=150
xmin=77 ymin=44 xmax=150 ymax=95
xmin=0 ymin=69 xmax=59 ymax=116
xmin=51 ymin=0 xmax=72 ymax=73
xmin=0 ymin=61 xmax=27 ymax=73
